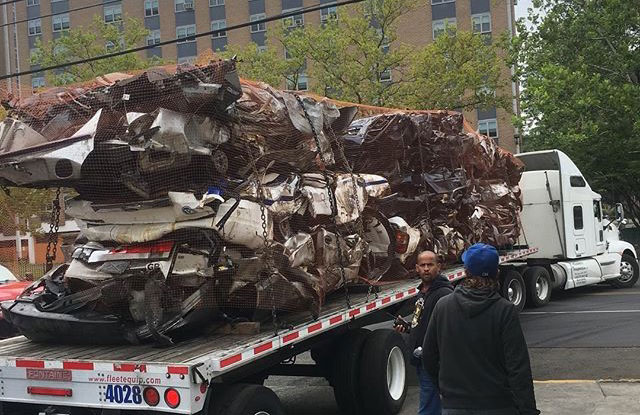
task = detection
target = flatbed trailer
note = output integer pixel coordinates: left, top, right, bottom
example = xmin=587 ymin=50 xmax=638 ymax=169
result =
xmin=0 ymin=248 xmax=538 ymax=415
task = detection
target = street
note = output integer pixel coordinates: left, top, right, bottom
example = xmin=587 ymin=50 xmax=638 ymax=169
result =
xmin=266 ymin=284 xmax=640 ymax=414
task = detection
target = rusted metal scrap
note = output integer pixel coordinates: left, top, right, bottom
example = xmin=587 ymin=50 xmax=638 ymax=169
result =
xmin=340 ymin=112 xmax=523 ymax=263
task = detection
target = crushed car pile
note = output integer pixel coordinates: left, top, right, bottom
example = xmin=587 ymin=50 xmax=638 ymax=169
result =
xmin=0 ymin=60 xmax=523 ymax=345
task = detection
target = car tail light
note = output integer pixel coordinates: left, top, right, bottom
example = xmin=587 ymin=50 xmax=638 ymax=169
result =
xmin=112 ymin=241 xmax=174 ymax=255
xmin=395 ymin=231 xmax=410 ymax=254
xmin=143 ymin=387 xmax=160 ymax=406
xmin=164 ymin=388 xmax=181 ymax=408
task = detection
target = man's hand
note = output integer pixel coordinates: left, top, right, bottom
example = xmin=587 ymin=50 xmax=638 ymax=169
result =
xmin=394 ymin=324 xmax=407 ymax=333
xmin=393 ymin=315 xmax=410 ymax=333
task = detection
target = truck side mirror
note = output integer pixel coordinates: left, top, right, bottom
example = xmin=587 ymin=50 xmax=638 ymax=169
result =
xmin=615 ymin=203 xmax=625 ymax=222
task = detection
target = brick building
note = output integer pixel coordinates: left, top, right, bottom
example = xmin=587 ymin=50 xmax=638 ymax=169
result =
xmin=0 ymin=0 xmax=520 ymax=152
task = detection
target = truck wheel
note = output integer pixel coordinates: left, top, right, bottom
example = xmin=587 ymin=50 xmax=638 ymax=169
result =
xmin=524 ymin=266 xmax=552 ymax=307
xmin=331 ymin=328 xmax=370 ymax=415
xmin=358 ymin=329 xmax=408 ymax=415
xmin=209 ymin=383 xmax=284 ymax=415
xmin=501 ymin=269 xmax=526 ymax=312
xmin=610 ymin=253 xmax=639 ymax=288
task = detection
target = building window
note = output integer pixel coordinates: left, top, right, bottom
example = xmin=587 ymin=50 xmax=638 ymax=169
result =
xmin=380 ymin=68 xmax=391 ymax=82
xmin=432 ymin=18 xmax=456 ymax=39
xmin=472 ymin=13 xmax=491 ymax=34
xmin=211 ymin=19 xmax=226 ymax=38
xmin=477 ymin=118 xmax=498 ymax=140
xmin=28 ymin=19 xmax=42 ymax=36
xmin=573 ymin=206 xmax=584 ymax=230
xmin=175 ymin=0 xmax=194 ymax=12
xmin=176 ymin=25 xmax=196 ymax=43
xmin=104 ymin=4 xmax=122 ymax=24
xmin=287 ymin=73 xmax=308 ymax=91
xmin=283 ymin=9 xmax=304 ymax=28
xmin=431 ymin=0 xmax=455 ymax=4
xmin=52 ymin=14 xmax=70 ymax=32
xmin=321 ymin=6 xmax=337 ymax=23
xmin=250 ymin=13 xmax=266 ymax=33
xmin=31 ymin=76 xmax=45 ymax=89
xmin=209 ymin=0 xmax=224 ymax=5
xmin=147 ymin=29 xmax=161 ymax=46
xmin=178 ymin=56 xmax=196 ymax=65
xmin=145 ymin=0 xmax=159 ymax=17
xmin=27 ymin=0 xmax=39 ymax=6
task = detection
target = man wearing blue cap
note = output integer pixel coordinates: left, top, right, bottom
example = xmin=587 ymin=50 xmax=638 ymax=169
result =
xmin=422 ymin=243 xmax=539 ymax=415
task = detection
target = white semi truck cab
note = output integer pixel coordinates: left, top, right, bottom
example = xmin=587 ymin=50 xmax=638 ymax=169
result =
xmin=503 ymin=150 xmax=639 ymax=309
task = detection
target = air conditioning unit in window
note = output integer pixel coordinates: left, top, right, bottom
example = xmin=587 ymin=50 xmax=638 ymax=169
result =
xmin=184 ymin=1 xmax=194 ymax=10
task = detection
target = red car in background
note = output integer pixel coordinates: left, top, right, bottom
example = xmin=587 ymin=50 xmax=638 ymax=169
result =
xmin=0 ymin=265 xmax=31 ymax=338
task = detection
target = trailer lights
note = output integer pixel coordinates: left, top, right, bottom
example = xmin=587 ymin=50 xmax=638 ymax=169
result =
xmin=143 ymin=387 xmax=160 ymax=406
xmin=164 ymin=388 xmax=181 ymax=408
xmin=27 ymin=386 xmax=72 ymax=397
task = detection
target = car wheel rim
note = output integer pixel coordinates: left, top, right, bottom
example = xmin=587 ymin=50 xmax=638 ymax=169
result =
xmin=507 ymin=279 xmax=523 ymax=306
xmin=535 ymin=275 xmax=549 ymax=300
xmin=386 ymin=346 xmax=406 ymax=401
xmin=254 ymin=412 xmax=270 ymax=415
xmin=618 ymin=261 xmax=634 ymax=283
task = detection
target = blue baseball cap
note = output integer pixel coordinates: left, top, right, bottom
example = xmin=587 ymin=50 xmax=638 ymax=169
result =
xmin=462 ymin=243 xmax=499 ymax=278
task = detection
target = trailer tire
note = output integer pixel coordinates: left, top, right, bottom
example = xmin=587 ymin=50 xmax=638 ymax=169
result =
xmin=358 ymin=329 xmax=408 ymax=415
xmin=610 ymin=253 xmax=639 ymax=289
xmin=501 ymin=269 xmax=526 ymax=312
xmin=209 ymin=383 xmax=284 ymax=415
xmin=331 ymin=328 xmax=370 ymax=415
xmin=524 ymin=266 xmax=552 ymax=307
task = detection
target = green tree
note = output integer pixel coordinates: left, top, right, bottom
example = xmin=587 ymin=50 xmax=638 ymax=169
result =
xmin=32 ymin=15 xmax=156 ymax=86
xmin=230 ymin=0 xmax=509 ymax=110
xmin=0 ymin=188 xmax=57 ymax=234
xmin=513 ymin=0 xmax=640 ymax=225
xmin=405 ymin=30 xmax=511 ymax=111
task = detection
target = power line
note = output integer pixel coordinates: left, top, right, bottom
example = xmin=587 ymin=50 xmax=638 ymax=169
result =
xmin=0 ymin=0 xmax=121 ymax=29
xmin=0 ymin=0 xmax=365 ymax=82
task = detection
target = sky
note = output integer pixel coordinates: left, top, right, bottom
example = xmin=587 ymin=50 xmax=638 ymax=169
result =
xmin=515 ymin=0 xmax=535 ymax=21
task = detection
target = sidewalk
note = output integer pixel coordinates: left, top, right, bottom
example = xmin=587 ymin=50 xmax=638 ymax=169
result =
xmin=270 ymin=380 xmax=640 ymax=414
xmin=534 ymin=380 xmax=640 ymax=415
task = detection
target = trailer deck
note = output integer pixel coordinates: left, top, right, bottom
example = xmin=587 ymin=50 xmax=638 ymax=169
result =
xmin=0 ymin=248 xmax=537 ymax=414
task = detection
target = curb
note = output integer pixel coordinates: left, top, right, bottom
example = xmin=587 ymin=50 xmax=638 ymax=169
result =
xmin=534 ymin=379 xmax=640 ymax=384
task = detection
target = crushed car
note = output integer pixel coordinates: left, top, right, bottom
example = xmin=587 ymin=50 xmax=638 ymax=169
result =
xmin=0 ymin=59 xmax=523 ymax=345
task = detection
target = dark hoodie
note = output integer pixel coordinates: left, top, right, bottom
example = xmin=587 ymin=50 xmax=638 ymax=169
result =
xmin=422 ymin=285 xmax=539 ymax=415
xmin=401 ymin=274 xmax=453 ymax=366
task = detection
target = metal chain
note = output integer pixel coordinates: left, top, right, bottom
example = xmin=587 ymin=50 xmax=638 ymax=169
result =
xmin=327 ymin=123 xmax=377 ymax=300
xmin=45 ymin=187 xmax=62 ymax=272
xmin=233 ymin=106 xmax=281 ymax=332
xmin=294 ymin=94 xmax=352 ymax=308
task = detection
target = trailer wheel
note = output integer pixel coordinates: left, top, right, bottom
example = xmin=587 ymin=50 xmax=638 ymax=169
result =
xmin=331 ymin=328 xmax=370 ymax=415
xmin=610 ymin=253 xmax=639 ymax=289
xmin=209 ymin=383 xmax=284 ymax=415
xmin=501 ymin=269 xmax=526 ymax=312
xmin=524 ymin=266 xmax=552 ymax=307
xmin=358 ymin=329 xmax=408 ymax=415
